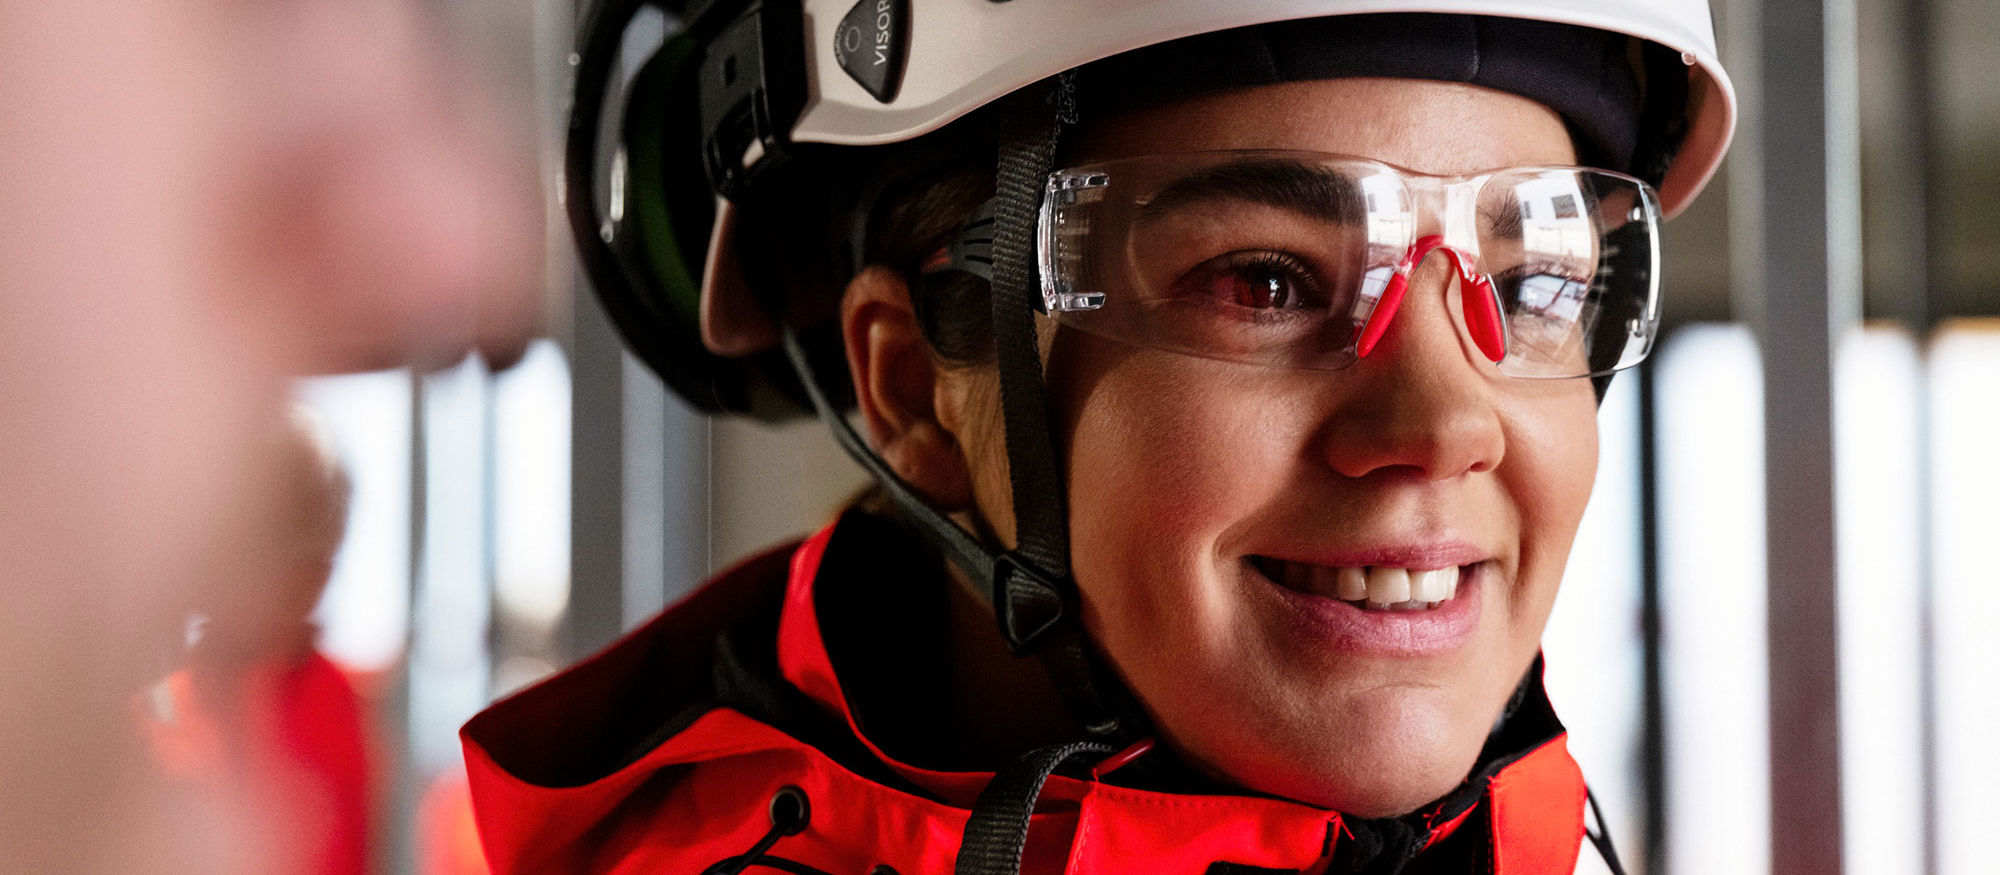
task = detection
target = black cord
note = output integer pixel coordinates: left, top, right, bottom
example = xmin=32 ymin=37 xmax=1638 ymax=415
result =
xmin=1584 ymin=786 xmax=1628 ymax=875
xmin=780 ymin=326 xmax=1004 ymax=592
xmin=703 ymin=786 xmax=824 ymax=875
xmin=703 ymin=856 xmax=837 ymax=875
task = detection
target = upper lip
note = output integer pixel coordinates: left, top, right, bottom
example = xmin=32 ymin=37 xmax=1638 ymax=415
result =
xmin=1247 ymin=541 xmax=1489 ymax=571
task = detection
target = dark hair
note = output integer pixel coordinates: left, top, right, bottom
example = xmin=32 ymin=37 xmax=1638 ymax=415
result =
xmin=861 ymin=161 xmax=996 ymax=368
xmin=725 ymin=113 xmax=1000 ymax=373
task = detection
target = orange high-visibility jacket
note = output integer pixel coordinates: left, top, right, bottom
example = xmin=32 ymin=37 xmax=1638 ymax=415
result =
xmin=462 ymin=511 xmax=1591 ymax=874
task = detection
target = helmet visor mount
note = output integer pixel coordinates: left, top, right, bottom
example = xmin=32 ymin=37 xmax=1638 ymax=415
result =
xmin=1033 ymin=151 xmax=1663 ymax=379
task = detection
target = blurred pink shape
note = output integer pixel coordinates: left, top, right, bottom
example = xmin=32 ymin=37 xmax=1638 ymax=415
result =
xmin=0 ymin=0 xmax=541 ymax=871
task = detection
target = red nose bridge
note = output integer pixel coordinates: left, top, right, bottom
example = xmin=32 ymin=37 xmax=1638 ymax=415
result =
xmin=1354 ymin=235 xmax=1507 ymax=365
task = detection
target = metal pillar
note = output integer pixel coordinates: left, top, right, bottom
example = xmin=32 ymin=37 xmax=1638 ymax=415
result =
xmin=1743 ymin=0 xmax=1861 ymax=871
xmin=568 ymin=273 xmax=631 ymax=658
xmin=1636 ymin=358 xmax=1667 ymax=875
xmin=565 ymin=1 xmax=709 ymax=659
xmin=1893 ymin=2 xmax=1942 ymax=871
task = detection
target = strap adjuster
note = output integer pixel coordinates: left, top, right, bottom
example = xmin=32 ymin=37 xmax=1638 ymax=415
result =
xmin=991 ymin=551 xmax=1067 ymax=654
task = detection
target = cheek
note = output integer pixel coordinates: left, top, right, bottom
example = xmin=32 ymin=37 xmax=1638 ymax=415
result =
xmin=1501 ymin=388 xmax=1600 ymax=630
xmin=1072 ymin=381 xmax=1263 ymax=542
xmin=1051 ymin=344 xmax=1308 ymax=675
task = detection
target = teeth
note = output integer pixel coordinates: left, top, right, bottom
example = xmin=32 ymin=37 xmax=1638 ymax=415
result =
xmin=1408 ymin=569 xmax=1441 ymax=603
xmin=1260 ymin=558 xmax=1467 ymax=612
xmin=1365 ymin=567 xmax=1411 ymax=605
xmin=1336 ymin=566 xmax=1368 ymax=601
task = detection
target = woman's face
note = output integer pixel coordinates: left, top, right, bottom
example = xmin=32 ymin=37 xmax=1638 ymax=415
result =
xmin=1011 ymin=78 xmax=1598 ymax=816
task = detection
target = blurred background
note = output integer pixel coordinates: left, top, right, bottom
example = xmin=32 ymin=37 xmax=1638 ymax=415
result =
xmin=285 ymin=0 xmax=1998 ymax=872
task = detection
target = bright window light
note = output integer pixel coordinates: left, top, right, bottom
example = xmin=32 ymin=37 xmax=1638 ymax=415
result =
xmin=295 ymin=370 xmax=413 ymax=674
xmin=409 ymin=357 xmax=495 ymax=777
xmin=1656 ymin=324 xmax=1770 ymax=875
xmin=1544 ymin=369 xmax=1646 ymax=856
xmin=493 ymin=340 xmax=572 ymax=629
xmin=1927 ymin=321 xmax=2000 ymax=875
xmin=1834 ymin=326 xmax=1925 ymax=875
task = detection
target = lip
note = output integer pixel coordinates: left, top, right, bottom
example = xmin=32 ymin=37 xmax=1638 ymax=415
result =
xmin=1245 ymin=554 xmax=1486 ymax=656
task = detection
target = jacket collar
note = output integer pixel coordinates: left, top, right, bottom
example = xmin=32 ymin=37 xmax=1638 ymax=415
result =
xmin=776 ymin=510 xmax=1593 ymax=873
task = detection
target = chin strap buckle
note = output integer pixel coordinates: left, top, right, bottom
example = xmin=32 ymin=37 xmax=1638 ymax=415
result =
xmin=991 ymin=551 xmax=1068 ymax=654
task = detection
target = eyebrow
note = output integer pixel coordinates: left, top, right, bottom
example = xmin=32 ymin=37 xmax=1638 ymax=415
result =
xmin=1137 ymin=159 xmax=1365 ymax=226
xmin=1481 ymin=201 xmax=1526 ymax=240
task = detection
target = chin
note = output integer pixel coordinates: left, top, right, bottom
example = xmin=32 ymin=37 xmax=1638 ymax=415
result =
xmin=1170 ymin=686 xmax=1490 ymax=818
xmin=1286 ymin=754 xmax=1476 ymax=819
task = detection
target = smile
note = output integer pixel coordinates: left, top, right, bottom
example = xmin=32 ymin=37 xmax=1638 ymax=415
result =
xmin=1245 ymin=554 xmax=1486 ymax=654
xmin=1249 ymin=557 xmax=1464 ymax=611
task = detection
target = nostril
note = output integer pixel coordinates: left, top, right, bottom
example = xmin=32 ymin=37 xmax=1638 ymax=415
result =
xmin=1318 ymin=389 xmax=1507 ymax=482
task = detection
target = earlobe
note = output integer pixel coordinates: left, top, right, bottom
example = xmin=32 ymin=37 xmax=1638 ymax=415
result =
xmin=841 ymin=266 xmax=976 ymax=509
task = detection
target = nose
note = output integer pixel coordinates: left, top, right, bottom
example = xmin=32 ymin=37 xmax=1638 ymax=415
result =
xmin=1318 ymin=251 xmax=1506 ymax=481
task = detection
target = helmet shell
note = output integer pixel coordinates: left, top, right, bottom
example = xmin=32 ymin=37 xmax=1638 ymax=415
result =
xmin=791 ymin=0 xmax=1734 ymax=217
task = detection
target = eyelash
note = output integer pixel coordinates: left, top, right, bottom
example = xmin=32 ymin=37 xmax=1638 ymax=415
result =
xmin=1189 ymin=250 xmax=1325 ymax=311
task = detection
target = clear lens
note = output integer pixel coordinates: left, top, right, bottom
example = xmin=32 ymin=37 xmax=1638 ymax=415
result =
xmin=1038 ymin=152 xmax=1662 ymax=379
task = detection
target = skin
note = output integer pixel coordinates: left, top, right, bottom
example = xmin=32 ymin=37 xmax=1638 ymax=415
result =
xmin=846 ymin=78 xmax=1599 ymax=816
xmin=0 ymin=1 xmax=536 ymax=870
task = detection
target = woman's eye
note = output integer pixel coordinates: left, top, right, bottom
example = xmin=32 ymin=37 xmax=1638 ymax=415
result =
xmin=1185 ymin=252 xmax=1321 ymax=310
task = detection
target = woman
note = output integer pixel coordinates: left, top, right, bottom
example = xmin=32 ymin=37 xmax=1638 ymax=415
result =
xmin=465 ymin=2 xmax=1735 ymax=872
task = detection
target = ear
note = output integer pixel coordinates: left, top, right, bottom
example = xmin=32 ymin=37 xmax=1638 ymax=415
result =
xmin=699 ymin=200 xmax=780 ymax=356
xmin=841 ymin=266 xmax=976 ymax=509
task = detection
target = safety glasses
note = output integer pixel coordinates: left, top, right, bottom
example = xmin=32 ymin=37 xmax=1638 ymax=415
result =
xmin=1034 ymin=151 xmax=1663 ymax=378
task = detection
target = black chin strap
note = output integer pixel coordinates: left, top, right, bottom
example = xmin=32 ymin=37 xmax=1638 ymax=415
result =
xmin=984 ymin=73 xmax=1126 ymax=738
xmin=780 ymin=327 xmax=993 ymax=599
xmin=778 ymin=318 xmax=1126 ymax=741
xmin=781 ymin=71 xmax=1129 ymax=742
xmin=986 ymin=77 xmax=1071 ymax=628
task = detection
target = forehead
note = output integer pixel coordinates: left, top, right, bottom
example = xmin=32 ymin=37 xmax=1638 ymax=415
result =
xmin=1072 ymin=77 xmax=1577 ymax=176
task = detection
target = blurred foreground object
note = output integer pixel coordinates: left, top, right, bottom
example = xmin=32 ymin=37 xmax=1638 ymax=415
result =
xmin=0 ymin=0 xmax=540 ymax=871
xmin=142 ymin=411 xmax=370 ymax=875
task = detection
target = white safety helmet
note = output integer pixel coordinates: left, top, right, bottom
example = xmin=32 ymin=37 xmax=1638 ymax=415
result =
xmin=794 ymin=0 xmax=1732 ymax=214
